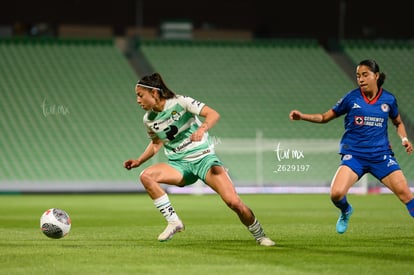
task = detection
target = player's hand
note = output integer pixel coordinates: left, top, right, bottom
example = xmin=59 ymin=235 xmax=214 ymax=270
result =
xmin=190 ymin=128 xmax=205 ymax=142
xmin=289 ymin=110 xmax=302 ymax=121
xmin=123 ymin=159 xmax=139 ymax=170
xmin=402 ymin=139 xmax=413 ymax=155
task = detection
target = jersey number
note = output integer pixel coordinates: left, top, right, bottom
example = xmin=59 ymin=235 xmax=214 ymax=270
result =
xmin=164 ymin=125 xmax=178 ymax=141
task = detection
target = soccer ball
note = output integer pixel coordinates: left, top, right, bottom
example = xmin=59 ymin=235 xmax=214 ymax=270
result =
xmin=40 ymin=208 xmax=71 ymax=239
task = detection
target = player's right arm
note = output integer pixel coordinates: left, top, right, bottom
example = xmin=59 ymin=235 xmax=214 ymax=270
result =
xmin=123 ymin=137 xmax=163 ymax=170
xmin=289 ymin=109 xmax=336 ymax=124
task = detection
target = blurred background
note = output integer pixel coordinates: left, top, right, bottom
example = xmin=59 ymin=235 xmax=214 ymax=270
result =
xmin=1 ymin=0 xmax=413 ymax=193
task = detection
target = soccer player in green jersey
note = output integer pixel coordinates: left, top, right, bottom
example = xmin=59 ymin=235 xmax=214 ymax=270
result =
xmin=124 ymin=73 xmax=275 ymax=246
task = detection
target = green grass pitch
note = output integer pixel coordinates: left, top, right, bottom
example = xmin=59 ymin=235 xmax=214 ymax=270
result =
xmin=1 ymin=193 xmax=413 ymax=274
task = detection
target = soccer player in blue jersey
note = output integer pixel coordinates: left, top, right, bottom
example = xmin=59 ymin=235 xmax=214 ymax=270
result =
xmin=289 ymin=59 xmax=414 ymax=234
xmin=123 ymin=73 xmax=275 ymax=246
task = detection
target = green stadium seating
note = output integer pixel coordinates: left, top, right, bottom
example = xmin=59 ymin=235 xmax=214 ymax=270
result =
xmin=1 ymin=38 xmax=411 ymax=191
xmin=0 ymin=38 xmax=143 ymax=190
xmin=139 ymin=39 xmax=353 ymax=139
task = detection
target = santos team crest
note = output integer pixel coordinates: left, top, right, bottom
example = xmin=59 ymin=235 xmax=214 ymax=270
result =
xmin=171 ymin=110 xmax=181 ymax=121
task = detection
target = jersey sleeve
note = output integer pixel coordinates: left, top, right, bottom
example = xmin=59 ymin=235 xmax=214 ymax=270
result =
xmin=142 ymin=113 xmax=157 ymax=139
xmin=388 ymin=95 xmax=399 ymax=119
xmin=332 ymin=94 xmax=349 ymax=117
xmin=178 ymin=95 xmax=206 ymax=115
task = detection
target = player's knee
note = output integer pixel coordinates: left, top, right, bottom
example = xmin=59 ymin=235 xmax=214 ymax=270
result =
xmin=225 ymin=198 xmax=245 ymax=212
xmin=330 ymin=190 xmax=345 ymax=202
xmin=139 ymin=169 xmax=156 ymax=185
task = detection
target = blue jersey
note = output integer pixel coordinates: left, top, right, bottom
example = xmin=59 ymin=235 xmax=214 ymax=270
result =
xmin=332 ymin=88 xmax=399 ymax=157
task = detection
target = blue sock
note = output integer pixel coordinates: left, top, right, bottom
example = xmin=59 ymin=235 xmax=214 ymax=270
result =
xmin=332 ymin=196 xmax=350 ymax=213
xmin=406 ymin=199 xmax=414 ymax=217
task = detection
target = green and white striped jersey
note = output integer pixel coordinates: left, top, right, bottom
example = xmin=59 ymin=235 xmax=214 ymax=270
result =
xmin=143 ymin=95 xmax=215 ymax=161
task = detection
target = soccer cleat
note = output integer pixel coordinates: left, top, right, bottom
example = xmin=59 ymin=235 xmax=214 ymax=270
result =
xmin=158 ymin=220 xmax=185 ymax=242
xmin=256 ymin=236 xmax=276 ymax=247
xmin=336 ymin=205 xmax=354 ymax=234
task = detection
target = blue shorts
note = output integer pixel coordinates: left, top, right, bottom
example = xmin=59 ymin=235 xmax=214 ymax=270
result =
xmin=168 ymin=154 xmax=223 ymax=186
xmin=340 ymin=154 xmax=401 ymax=180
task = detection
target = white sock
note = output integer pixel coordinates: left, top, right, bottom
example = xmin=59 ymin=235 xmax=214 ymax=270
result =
xmin=153 ymin=194 xmax=179 ymax=222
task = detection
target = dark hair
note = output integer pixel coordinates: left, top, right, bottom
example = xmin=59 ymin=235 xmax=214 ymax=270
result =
xmin=358 ymin=59 xmax=386 ymax=88
xmin=137 ymin=73 xmax=176 ymax=99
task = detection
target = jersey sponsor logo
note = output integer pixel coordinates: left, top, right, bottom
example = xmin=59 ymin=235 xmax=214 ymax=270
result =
xmin=150 ymin=111 xmax=181 ymax=131
xmin=151 ymin=117 xmax=171 ymax=130
xmin=381 ymin=104 xmax=390 ymax=112
xmin=354 ymin=116 xmax=384 ymax=127
xmin=363 ymin=116 xmax=384 ymax=127
xmin=172 ymin=138 xmax=192 ymax=153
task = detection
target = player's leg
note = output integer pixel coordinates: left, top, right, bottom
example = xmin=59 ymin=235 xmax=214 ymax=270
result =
xmin=204 ymin=165 xmax=275 ymax=246
xmin=330 ymin=165 xmax=359 ymax=234
xmin=371 ymin=155 xmax=414 ymax=218
xmin=139 ymin=163 xmax=185 ymax=241
xmin=381 ymin=170 xmax=414 ymax=217
xmin=139 ymin=163 xmax=185 ymax=198
xmin=330 ymin=165 xmax=359 ymax=201
xmin=205 ymin=165 xmax=252 ymax=225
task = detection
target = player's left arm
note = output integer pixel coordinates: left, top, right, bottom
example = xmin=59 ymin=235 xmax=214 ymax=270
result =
xmin=191 ymin=105 xmax=220 ymax=142
xmin=392 ymin=114 xmax=413 ymax=154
